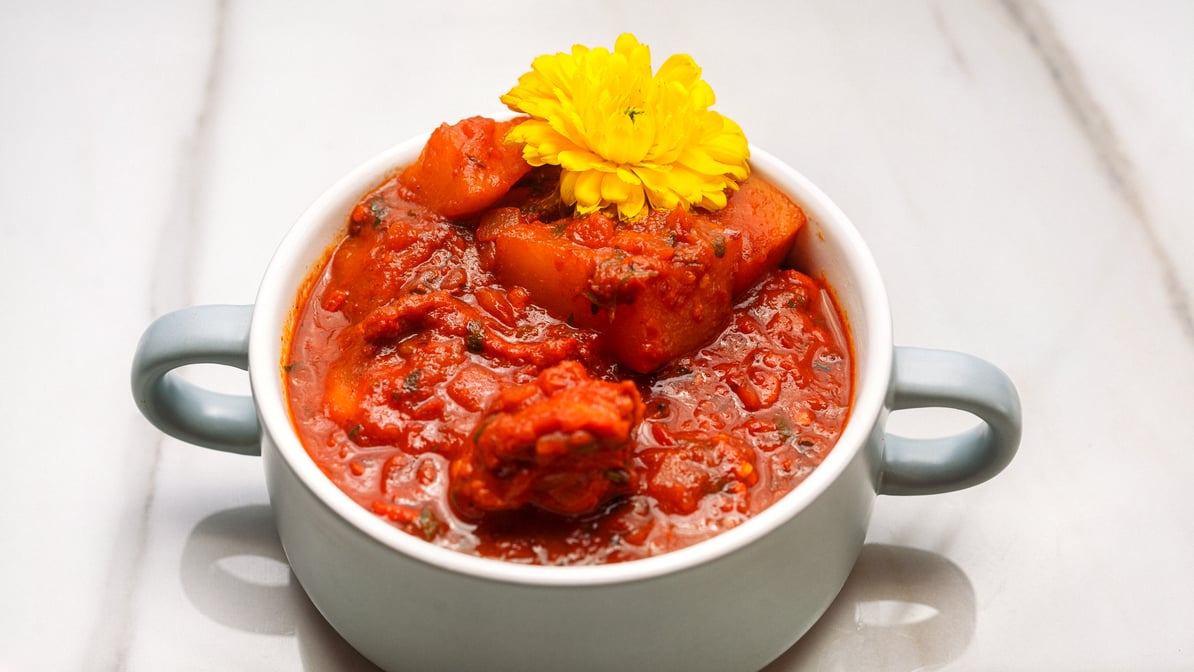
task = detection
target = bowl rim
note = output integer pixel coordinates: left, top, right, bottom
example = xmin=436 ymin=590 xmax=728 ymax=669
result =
xmin=249 ymin=132 xmax=893 ymax=587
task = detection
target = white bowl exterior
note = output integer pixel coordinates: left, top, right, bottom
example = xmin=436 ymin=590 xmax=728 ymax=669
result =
xmin=265 ymin=425 xmax=878 ymax=671
xmin=249 ymin=139 xmax=894 ymax=671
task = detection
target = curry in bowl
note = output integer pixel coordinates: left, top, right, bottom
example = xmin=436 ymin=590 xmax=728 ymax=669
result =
xmin=283 ymin=115 xmax=852 ymax=565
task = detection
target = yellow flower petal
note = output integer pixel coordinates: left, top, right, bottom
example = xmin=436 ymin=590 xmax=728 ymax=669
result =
xmin=573 ymin=170 xmax=605 ymax=213
xmin=502 ymin=33 xmax=749 ymax=219
xmin=616 ymin=183 xmax=647 ymax=219
xmin=601 ymin=172 xmax=633 ymax=203
xmin=560 ymin=169 xmax=579 ymax=204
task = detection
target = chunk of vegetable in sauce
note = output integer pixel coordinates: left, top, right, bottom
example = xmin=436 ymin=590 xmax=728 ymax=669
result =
xmin=399 ymin=116 xmax=532 ymax=218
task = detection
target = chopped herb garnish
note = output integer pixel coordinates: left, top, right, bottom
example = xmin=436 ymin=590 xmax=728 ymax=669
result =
xmin=369 ymin=198 xmax=389 ymax=227
xmin=403 ymin=368 xmax=422 ymax=394
xmin=605 ymin=468 xmax=630 ymax=485
xmin=581 ymin=290 xmax=611 ymax=316
xmin=712 ymin=234 xmax=726 ymax=258
xmin=465 ymin=319 xmax=485 ymax=353
xmin=347 ymin=423 xmax=364 ymax=440
xmin=786 ymin=293 xmax=808 ymax=310
xmin=472 ymin=415 xmax=495 ymax=443
xmin=418 ymin=506 xmax=441 ymax=538
xmin=618 ymin=263 xmax=656 ymax=287
xmin=574 ymin=440 xmax=601 ymax=454
xmin=552 ymin=221 xmax=568 ymax=237
xmin=776 ymin=416 xmax=794 ymax=441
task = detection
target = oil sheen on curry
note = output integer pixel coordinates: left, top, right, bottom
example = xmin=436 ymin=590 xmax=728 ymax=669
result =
xmin=285 ymin=117 xmax=853 ymax=565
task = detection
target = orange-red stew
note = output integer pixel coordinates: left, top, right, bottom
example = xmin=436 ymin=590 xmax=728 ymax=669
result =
xmin=285 ymin=117 xmax=852 ymax=564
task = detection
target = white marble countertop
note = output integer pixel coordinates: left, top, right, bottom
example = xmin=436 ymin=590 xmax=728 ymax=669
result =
xmin=3 ymin=1 xmax=1192 ymax=670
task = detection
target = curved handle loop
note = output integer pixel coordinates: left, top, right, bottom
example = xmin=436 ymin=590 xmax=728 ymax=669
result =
xmin=130 ymin=304 xmax=261 ymax=455
xmin=880 ymin=347 xmax=1022 ymax=495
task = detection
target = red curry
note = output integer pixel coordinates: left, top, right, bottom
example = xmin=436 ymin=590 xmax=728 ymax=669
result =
xmin=285 ymin=117 xmax=852 ymax=564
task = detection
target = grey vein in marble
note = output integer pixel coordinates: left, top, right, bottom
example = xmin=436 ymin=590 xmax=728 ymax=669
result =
xmin=930 ymin=1 xmax=972 ymax=78
xmin=1001 ymin=0 xmax=1194 ymax=345
xmin=83 ymin=0 xmax=231 ymax=669
xmin=150 ymin=0 xmax=230 ymax=319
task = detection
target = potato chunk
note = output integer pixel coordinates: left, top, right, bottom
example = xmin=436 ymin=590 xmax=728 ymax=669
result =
xmin=712 ymin=176 xmax=807 ymax=295
xmin=398 ymin=116 xmax=532 ymax=218
xmin=477 ymin=206 xmax=740 ymax=373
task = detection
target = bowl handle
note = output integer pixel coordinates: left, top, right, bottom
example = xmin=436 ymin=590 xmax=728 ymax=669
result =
xmin=879 ymin=346 xmax=1022 ymax=495
xmin=130 ymin=305 xmax=261 ymax=455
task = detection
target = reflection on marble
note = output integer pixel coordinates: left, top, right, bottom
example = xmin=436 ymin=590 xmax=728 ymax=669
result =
xmin=1 ymin=0 xmax=1192 ymax=670
xmin=180 ymin=506 xmax=296 ymax=636
xmin=768 ymin=545 xmax=976 ymax=671
xmin=179 ymin=505 xmax=382 ymax=671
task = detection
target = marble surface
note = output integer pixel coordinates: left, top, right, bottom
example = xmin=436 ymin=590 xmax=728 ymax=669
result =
xmin=2 ymin=1 xmax=1192 ymax=669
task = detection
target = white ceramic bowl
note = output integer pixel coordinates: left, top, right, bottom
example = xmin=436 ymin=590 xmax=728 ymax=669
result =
xmin=132 ymin=133 xmax=1021 ymax=671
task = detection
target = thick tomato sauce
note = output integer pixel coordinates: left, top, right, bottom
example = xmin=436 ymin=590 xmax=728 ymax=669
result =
xmin=285 ymin=119 xmax=852 ymax=565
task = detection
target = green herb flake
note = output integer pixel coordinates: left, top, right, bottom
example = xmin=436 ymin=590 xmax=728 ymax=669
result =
xmin=618 ymin=263 xmax=656 ymax=287
xmin=472 ymin=415 xmax=495 ymax=443
xmin=418 ymin=506 xmax=441 ymax=539
xmin=347 ymin=423 xmax=364 ymax=440
xmin=581 ymin=290 xmax=608 ymax=316
xmin=775 ymin=416 xmax=794 ymax=442
xmin=369 ymin=198 xmax=389 ymax=227
xmin=605 ymin=468 xmax=630 ymax=485
xmin=574 ymin=440 xmax=601 ymax=454
xmin=712 ymin=234 xmax=727 ymax=258
xmin=465 ymin=320 xmax=485 ymax=353
xmin=403 ymin=368 xmax=422 ymax=394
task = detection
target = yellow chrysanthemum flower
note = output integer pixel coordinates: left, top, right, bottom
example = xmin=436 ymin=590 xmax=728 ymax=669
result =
xmin=501 ymin=33 xmax=750 ymax=220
